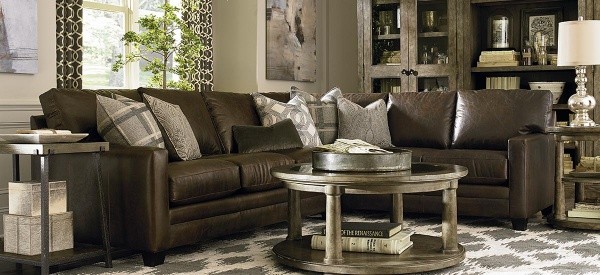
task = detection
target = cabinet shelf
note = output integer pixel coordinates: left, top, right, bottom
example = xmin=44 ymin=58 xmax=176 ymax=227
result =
xmin=375 ymin=34 xmax=401 ymax=40
xmin=471 ymin=65 xmax=575 ymax=73
xmin=374 ymin=0 xmax=399 ymax=5
xmin=471 ymin=0 xmax=566 ymax=4
xmin=418 ymin=32 xmax=448 ymax=38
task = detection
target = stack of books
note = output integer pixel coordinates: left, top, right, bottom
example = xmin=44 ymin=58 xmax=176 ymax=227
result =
xmin=477 ymin=50 xmax=520 ymax=67
xmin=568 ymin=201 xmax=600 ymax=219
xmin=311 ymin=222 xmax=413 ymax=254
xmin=564 ymin=155 xmax=574 ymax=174
xmin=485 ymin=77 xmax=520 ymax=89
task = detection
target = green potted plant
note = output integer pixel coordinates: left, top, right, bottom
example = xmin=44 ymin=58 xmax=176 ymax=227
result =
xmin=112 ymin=2 xmax=203 ymax=90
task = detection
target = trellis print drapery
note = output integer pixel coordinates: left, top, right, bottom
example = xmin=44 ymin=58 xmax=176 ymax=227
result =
xmin=56 ymin=0 xmax=83 ymax=89
xmin=55 ymin=0 xmax=213 ymax=91
xmin=183 ymin=0 xmax=214 ymax=92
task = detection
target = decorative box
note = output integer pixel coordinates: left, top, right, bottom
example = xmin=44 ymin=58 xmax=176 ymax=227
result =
xmin=3 ymin=212 xmax=73 ymax=256
xmin=8 ymin=181 xmax=67 ymax=216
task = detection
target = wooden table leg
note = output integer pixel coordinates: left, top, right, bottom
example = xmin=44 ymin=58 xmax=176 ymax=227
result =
xmin=575 ymin=182 xmax=585 ymax=203
xmin=442 ymin=182 xmax=458 ymax=252
xmin=555 ymin=140 xmax=566 ymax=220
xmin=324 ymin=185 xmax=343 ymax=265
xmin=94 ymin=152 xmax=113 ymax=268
xmin=391 ymin=193 xmax=403 ymax=224
xmin=287 ymin=189 xmax=302 ymax=241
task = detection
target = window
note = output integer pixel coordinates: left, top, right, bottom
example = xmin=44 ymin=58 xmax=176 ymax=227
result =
xmin=82 ymin=0 xmax=180 ymax=89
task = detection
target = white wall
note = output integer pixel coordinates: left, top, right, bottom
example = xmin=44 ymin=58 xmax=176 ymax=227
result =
xmin=0 ymin=0 xmax=53 ymax=232
xmin=213 ymin=0 xmax=359 ymax=94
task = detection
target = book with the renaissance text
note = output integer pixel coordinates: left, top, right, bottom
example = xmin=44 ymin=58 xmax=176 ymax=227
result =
xmin=321 ymin=222 xmax=402 ymax=238
xmin=311 ymin=230 xmax=413 ymax=255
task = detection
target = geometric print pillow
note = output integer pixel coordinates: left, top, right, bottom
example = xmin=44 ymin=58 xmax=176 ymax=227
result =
xmin=252 ymin=93 xmax=322 ymax=147
xmin=96 ymin=94 xmax=165 ymax=148
xmin=143 ymin=94 xmax=201 ymax=161
xmin=337 ymin=98 xmax=392 ymax=148
xmin=290 ymin=87 xmax=342 ymax=145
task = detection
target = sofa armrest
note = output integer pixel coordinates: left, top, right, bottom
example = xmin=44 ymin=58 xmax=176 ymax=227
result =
xmin=102 ymin=145 xmax=170 ymax=253
xmin=508 ymin=134 xmax=555 ymax=219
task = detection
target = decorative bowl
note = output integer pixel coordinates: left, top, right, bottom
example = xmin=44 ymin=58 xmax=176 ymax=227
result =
xmin=529 ymin=82 xmax=565 ymax=104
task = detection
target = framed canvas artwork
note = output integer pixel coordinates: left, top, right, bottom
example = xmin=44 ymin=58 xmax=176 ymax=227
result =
xmin=0 ymin=0 xmax=38 ymax=74
xmin=266 ymin=0 xmax=316 ymax=82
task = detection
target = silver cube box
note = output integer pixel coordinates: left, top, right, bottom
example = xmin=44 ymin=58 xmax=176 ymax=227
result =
xmin=3 ymin=212 xmax=74 ymax=256
xmin=8 ymin=181 xmax=67 ymax=216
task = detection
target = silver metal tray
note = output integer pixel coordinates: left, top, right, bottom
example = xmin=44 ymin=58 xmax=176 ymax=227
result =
xmin=312 ymin=149 xmax=411 ymax=172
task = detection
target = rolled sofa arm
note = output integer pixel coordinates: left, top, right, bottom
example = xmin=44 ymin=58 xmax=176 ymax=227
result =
xmin=101 ymin=144 xmax=170 ymax=253
xmin=508 ymin=134 xmax=555 ymax=219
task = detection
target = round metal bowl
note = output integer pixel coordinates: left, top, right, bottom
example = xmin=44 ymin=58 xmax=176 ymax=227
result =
xmin=312 ymin=149 xmax=411 ymax=172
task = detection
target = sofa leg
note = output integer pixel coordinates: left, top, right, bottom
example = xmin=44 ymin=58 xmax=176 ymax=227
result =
xmin=142 ymin=251 xmax=166 ymax=267
xmin=541 ymin=205 xmax=553 ymax=218
xmin=511 ymin=218 xmax=528 ymax=231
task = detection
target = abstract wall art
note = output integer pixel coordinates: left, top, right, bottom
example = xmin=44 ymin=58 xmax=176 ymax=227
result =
xmin=266 ymin=0 xmax=316 ymax=82
xmin=0 ymin=0 xmax=38 ymax=74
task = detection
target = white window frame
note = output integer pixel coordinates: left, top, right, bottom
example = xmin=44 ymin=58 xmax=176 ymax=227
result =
xmin=82 ymin=0 xmax=142 ymax=89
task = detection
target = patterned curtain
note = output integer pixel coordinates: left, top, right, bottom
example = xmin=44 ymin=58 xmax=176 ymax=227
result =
xmin=182 ymin=0 xmax=214 ymax=92
xmin=56 ymin=0 xmax=83 ymax=89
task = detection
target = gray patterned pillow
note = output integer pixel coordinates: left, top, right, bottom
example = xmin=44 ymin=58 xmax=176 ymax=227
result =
xmin=252 ymin=93 xmax=322 ymax=147
xmin=96 ymin=95 xmax=165 ymax=148
xmin=337 ymin=98 xmax=392 ymax=147
xmin=143 ymin=94 xmax=202 ymax=161
xmin=290 ymin=87 xmax=342 ymax=145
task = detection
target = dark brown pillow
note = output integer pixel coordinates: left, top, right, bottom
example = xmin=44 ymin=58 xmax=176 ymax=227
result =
xmin=232 ymin=119 xmax=303 ymax=153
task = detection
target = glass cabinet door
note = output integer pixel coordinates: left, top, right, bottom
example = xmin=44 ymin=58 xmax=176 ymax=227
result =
xmin=409 ymin=0 xmax=456 ymax=92
xmin=371 ymin=1 xmax=402 ymax=66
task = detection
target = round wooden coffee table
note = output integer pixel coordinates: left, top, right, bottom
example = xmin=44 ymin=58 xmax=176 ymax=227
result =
xmin=271 ymin=162 xmax=468 ymax=274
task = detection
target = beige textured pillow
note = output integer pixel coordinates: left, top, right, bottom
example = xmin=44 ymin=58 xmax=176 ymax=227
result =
xmin=337 ymin=98 xmax=392 ymax=147
xmin=143 ymin=94 xmax=202 ymax=161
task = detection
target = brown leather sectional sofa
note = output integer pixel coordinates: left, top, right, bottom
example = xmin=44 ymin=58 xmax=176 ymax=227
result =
xmin=32 ymin=88 xmax=554 ymax=267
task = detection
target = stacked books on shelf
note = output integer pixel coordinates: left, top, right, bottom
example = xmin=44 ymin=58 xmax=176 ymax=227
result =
xmin=485 ymin=77 xmax=520 ymax=89
xmin=311 ymin=222 xmax=413 ymax=255
xmin=379 ymin=79 xmax=402 ymax=94
xmin=477 ymin=50 xmax=520 ymax=67
xmin=568 ymin=201 xmax=600 ymax=219
xmin=564 ymin=155 xmax=574 ymax=174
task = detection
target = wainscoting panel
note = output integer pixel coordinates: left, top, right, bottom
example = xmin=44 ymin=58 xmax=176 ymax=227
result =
xmin=0 ymin=103 xmax=42 ymax=237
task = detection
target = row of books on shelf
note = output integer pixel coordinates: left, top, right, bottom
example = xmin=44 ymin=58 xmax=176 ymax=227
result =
xmin=310 ymin=222 xmax=413 ymax=255
xmin=485 ymin=77 xmax=520 ymax=90
xmin=568 ymin=201 xmax=600 ymax=219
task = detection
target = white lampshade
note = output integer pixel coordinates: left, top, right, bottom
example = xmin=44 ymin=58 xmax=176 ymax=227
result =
xmin=557 ymin=19 xmax=600 ymax=66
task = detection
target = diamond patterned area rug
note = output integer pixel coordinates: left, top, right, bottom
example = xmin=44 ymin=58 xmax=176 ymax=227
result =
xmin=59 ymin=211 xmax=600 ymax=275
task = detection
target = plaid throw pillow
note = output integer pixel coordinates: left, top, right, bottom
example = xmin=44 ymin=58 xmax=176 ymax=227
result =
xmin=96 ymin=95 xmax=165 ymax=148
xmin=252 ymin=93 xmax=322 ymax=147
xmin=290 ymin=87 xmax=342 ymax=144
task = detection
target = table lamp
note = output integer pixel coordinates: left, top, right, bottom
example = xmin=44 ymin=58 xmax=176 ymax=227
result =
xmin=557 ymin=17 xmax=600 ymax=127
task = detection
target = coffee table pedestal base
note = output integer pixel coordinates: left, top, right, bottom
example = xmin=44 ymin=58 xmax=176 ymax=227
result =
xmin=273 ymin=234 xmax=465 ymax=274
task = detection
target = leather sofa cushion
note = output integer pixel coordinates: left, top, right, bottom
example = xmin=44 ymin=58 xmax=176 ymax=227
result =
xmin=388 ymin=91 xmax=456 ymax=149
xmin=168 ymin=158 xmax=240 ymax=206
xmin=170 ymin=188 xmax=322 ymax=224
xmin=344 ymin=93 xmax=388 ymax=107
xmin=203 ymin=91 xmax=262 ymax=154
xmin=139 ymin=88 xmax=223 ymax=155
xmin=421 ymin=148 xmax=508 ymax=186
xmin=39 ymin=88 xmax=140 ymax=141
xmin=208 ymin=152 xmax=295 ymax=192
xmin=452 ymin=90 xmax=552 ymax=150
xmin=272 ymin=148 xmax=313 ymax=163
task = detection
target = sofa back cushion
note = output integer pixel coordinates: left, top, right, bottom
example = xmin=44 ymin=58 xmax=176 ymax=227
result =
xmin=452 ymin=89 xmax=552 ymax=150
xmin=39 ymin=88 xmax=140 ymax=141
xmin=203 ymin=91 xmax=291 ymax=153
xmin=388 ymin=91 xmax=456 ymax=149
xmin=139 ymin=88 xmax=222 ymax=155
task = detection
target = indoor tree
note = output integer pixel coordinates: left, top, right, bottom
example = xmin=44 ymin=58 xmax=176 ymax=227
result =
xmin=112 ymin=2 xmax=203 ymax=90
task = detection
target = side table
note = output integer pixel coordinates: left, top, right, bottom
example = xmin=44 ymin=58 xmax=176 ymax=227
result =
xmin=0 ymin=143 xmax=112 ymax=275
xmin=548 ymin=126 xmax=600 ymax=230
